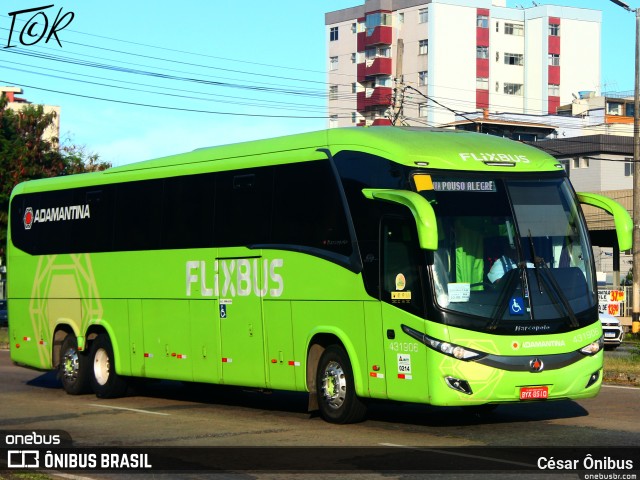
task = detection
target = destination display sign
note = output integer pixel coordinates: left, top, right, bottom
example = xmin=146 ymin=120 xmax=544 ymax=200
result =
xmin=432 ymin=179 xmax=496 ymax=193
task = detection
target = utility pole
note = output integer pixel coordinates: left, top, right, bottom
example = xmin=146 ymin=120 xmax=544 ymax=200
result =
xmin=610 ymin=0 xmax=640 ymax=333
xmin=390 ymin=38 xmax=405 ymax=126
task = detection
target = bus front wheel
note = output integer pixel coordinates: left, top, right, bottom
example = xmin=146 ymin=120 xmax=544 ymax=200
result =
xmin=59 ymin=334 xmax=91 ymax=395
xmin=316 ymin=345 xmax=366 ymax=424
xmin=90 ymin=334 xmax=128 ymax=398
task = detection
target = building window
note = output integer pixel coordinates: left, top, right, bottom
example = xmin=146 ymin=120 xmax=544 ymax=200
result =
xmin=375 ymin=76 xmax=392 ymax=88
xmin=330 ymin=56 xmax=338 ymax=71
xmin=365 ymin=46 xmax=391 ymax=59
xmin=549 ymin=84 xmax=560 ymax=96
xmin=329 ymin=115 xmax=339 ymax=128
xmin=419 ymin=39 xmax=428 ymax=55
xmin=625 ymin=159 xmax=633 ymax=176
xmin=352 ymin=82 xmax=357 ymax=94
xmin=366 ymin=12 xmax=391 ymax=35
xmin=352 ymin=112 xmax=357 ymax=124
xmin=399 ymin=12 xmax=404 ymax=23
xmin=626 ymin=103 xmax=635 ymax=117
xmin=548 ymin=53 xmax=560 ymax=66
xmin=476 ymin=46 xmax=489 ymax=59
xmin=419 ymin=8 xmax=428 ymax=23
xmin=419 ymin=71 xmax=428 ymax=86
xmin=572 ymin=157 xmax=580 ymax=169
xmin=504 ymin=53 xmax=524 ymax=66
xmin=496 ymin=21 xmax=499 ymax=32
xmin=504 ymin=83 xmax=523 ymax=95
xmin=607 ymin=102 xmax=623 ymax=115
xmin=330 ymin=27 xmax=339 ymax=41
xmin=504 ymin=23 xmax=524 ymax=36
xmin=351 ymin=52 xmax=356 ymax=64
xmin=549 ymin=23 xmax=560 ymax=36
xmin=418 ymin=103 xmax=428 ymax=117
xmin=477 ymin=15 xmax=488 ymax=28
xmin=329 ymin=85 xmax=338 ymax=100
xmin=572 ymin=157 xmax=589 ymax=169
xmin=476 ymin=77 xmax=489 ymax=90
xmin=351 ymin=22 xmax=357 ymax=34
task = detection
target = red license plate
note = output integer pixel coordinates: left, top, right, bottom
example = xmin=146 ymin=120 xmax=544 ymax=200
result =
xmin=519 ymin=386 xmax=549 ymax=400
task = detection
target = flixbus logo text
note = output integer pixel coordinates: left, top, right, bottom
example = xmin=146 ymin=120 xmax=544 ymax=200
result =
xmin=186 ymin=259 xmax=283 ymax=298
xmin=459 ymin=152 xmax=530 ymax=163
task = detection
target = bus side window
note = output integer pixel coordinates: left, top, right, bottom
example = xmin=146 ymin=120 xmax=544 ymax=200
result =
xmin=380 ymin=216 xmax=425 ymax=315
xmin=215 ymin=169 xmax=272 ymax=247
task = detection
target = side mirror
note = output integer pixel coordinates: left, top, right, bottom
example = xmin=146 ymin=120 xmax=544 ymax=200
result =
xmin=577 ymin=192 xmax=632 ymax=251
xmin=362 ymin=188 xmax=438 ymax=250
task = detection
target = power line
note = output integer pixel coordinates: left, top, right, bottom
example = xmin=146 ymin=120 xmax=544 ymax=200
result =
xmin=0 ymin=80 xmax=350 ymax=119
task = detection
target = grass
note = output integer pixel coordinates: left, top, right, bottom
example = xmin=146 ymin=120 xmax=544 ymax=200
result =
xmin=603 ymin=336 xmax=640 ymax=385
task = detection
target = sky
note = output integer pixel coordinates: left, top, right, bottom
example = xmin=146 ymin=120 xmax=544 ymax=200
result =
xmin=0 ymin=0 xmax=637 ymax=167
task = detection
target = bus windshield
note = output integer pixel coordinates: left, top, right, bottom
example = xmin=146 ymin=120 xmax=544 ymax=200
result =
xmin=423 ymin=175 xmax=596 ymax=328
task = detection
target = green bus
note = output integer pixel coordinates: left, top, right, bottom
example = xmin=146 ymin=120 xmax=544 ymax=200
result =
xmin=7 ymin=127 xmax=632 ymax=424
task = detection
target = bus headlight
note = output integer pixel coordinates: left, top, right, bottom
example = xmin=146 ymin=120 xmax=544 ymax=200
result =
xmin=401 ymin=325 xmax=486 ymax=361
xmin=580 ymin=335 xmax=604 ymax=356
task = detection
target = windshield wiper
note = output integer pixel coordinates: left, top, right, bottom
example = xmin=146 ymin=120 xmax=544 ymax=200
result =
xmin=535 ymin=261 xmax=580 ymax=329
xmin=488 ymin=266 xmax=522 ymax=330
xmin=527 ymin=230 xmax=544 ymax=295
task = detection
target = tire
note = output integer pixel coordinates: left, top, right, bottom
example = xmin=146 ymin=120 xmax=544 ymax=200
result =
xmin=316 ymin=345 xmax=367 ymax=424
xmin=59 ymin=334 xmax=91 ymax=395
xmin=90 ymin=334 xmax=128 ymax=398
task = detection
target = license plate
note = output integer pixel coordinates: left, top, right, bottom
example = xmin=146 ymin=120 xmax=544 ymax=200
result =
xmin=519 ymin=386 xmax=548 ymax=400
xmin=604 ymin=332 xmax=616 ymax=338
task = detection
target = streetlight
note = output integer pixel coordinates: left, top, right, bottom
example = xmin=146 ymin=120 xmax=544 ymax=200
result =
xmin=609 ymin=0 xmax=640 ymax=334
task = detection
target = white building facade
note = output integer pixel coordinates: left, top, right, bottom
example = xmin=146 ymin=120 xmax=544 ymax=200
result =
xmin=326 ymin=0 xmax=601 ymax=128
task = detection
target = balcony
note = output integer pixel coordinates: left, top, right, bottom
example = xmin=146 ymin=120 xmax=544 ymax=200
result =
xmin=357 ymin=25 xmax=392 ymax=50
xmin=357 ymin=86 xmax=393 ymax=111
xmin=548 ymin=65 xmax=560 ymax=85
xmin=357 ymin=116 xmax=392 ymax=127
xmin=357 ymin=57 xmax=392 ymax=82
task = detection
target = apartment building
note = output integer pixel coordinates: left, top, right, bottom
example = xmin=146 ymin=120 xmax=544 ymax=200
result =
xmin=325 ymin=0 xmax=601 ymax=128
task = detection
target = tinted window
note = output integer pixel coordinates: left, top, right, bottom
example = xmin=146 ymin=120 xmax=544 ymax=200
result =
xmin=10 ymin=159 xmax=354 ymax=264
xmin=272 ymin=161 xmax=352 ymax=256
xmin=163 ymin=174 xmax=215 ymax=249
xmin=113 ymin=180 xmax=163 ymax=251
xmin=215 ymin=169 xmax=272 ymax=247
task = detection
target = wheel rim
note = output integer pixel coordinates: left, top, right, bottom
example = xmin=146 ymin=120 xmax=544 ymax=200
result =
xmin=93 ymin=348 xmax=110 ymax=386
xmin=62 ymin=348 xmax=79 ymax=383
xmin=321 ymin=360 xmax=347 ymax=410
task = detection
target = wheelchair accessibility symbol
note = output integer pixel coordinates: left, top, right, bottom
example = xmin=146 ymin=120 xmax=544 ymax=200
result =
xmin=509 ymin=297 xmax=524 ymax=315
xmin=220 ymin=304 xmax=227 ymax=318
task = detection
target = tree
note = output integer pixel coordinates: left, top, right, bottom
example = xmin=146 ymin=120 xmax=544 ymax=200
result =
xmin=0 ymin=93 xmax=111 ymax=258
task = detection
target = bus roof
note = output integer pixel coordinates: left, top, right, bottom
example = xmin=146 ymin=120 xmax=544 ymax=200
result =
xmin=12 ymin=127 xmax=562 ymax=194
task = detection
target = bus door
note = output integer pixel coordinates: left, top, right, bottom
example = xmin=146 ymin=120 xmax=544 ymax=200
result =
xmin=379 ymin=215 xmax=429 ymax=403
xmin=217 ymin=250 xmax=266 ymax=388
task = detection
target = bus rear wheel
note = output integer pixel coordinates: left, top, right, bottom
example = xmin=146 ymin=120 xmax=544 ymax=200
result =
xmin=59 ymin=334 xmax=91 ymax=395
xmin=316 ymin=345 xmax=366 ymax=424
xmin=90 ymin=334 xmax=128 ymax=398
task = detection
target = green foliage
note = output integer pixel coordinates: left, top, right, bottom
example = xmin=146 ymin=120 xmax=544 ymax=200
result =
xmin=0 ymin=93 xmax=111 ymax=256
